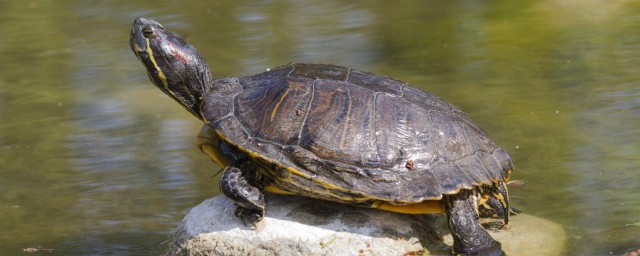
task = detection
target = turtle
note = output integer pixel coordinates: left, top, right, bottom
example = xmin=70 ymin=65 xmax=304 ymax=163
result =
xmin=130 ymin=17 xmax=514 ymax=255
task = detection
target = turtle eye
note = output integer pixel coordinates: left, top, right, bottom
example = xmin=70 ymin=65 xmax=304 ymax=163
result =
xmin=142 ymin=26 xmax=155 ymax=38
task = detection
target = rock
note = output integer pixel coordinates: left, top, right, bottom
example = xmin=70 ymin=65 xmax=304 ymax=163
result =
xmin=165 ymin=195 xmax=566 ymax=256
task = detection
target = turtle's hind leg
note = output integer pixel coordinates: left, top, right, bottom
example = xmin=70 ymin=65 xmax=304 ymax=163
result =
xmin=479 ymin=182 xmax=515 ymax=228
xmin=443 ymin=189 xmax=504 ymax=256
xmin=220 ymin=163 xmax=266 ymax=227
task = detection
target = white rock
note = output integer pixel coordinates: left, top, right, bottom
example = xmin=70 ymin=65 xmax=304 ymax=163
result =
xmin=165 ymin=195 xmax=566 ymax=256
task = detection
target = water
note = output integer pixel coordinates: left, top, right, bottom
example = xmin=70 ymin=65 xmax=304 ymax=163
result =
xmin=0 ymin=1 xmax=638 ymax=255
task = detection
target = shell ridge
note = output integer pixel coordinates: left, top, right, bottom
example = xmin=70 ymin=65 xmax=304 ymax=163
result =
xmin=295 ymin=80 xmax=317 ymax=146
xmin=370 ymin=92 xmax=381 ymax=169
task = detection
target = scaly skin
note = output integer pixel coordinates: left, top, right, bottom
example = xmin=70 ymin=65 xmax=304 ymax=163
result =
xmin=444 ymin=190 xmax=504 ymax=256
xmin=220 ymin=164 xmax=266 ymax=227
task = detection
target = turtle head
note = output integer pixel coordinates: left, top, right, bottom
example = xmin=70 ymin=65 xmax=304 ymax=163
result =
xmin=130 ymin=17 xmax=212 ymax=120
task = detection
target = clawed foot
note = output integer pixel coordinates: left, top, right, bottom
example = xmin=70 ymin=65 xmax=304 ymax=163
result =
xmin=452 ymin=240 xmax=505 ymax=256
xmin=234 ymin=206 xmax=263 ymax=228
xmin=220 ymin=164 xmax=267 ymax=229
xmin=481 ymin=221 xmax=509 ymax=231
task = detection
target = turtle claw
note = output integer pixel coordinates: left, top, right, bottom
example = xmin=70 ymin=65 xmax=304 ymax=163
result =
xmin=509 ymin=206 xmax=522 ymax=215
xmin=235 ymin=207 xmax=263 ymax=227
xmin=481 ymin=221 xmax=508 ymax=232
xmin=221 ymin=164 xmax=267 ymax=228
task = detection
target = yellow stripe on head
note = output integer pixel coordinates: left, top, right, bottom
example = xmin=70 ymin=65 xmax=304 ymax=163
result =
xmin=145 ymin=38 xmax=168 ymax=88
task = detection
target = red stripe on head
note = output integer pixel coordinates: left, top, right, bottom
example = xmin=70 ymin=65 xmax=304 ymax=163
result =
xmin=169 ymin=41 xmax=189 ymax=64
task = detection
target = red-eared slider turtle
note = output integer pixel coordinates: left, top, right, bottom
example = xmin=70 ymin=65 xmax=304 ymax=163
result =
xmin=130 ymin=17 xmax=514 ymax=255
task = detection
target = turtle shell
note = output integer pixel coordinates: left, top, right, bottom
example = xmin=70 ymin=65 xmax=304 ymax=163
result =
xmin=201 ymin=63 xmax=512 ymax=204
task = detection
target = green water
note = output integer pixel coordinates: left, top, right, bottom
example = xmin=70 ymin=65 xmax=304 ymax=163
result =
xmin=0 ymin=1 xmax=638 ymax=255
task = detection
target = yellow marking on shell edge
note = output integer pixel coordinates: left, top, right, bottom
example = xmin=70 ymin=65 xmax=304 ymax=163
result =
xmin=145 ymin=38 xmax=168 ymax=87
xmin=214 ymin=130 xmax=362 ymax=197
xmin=202 ymin=125 xmax=448 ymax=207
xmin=263 ymin=185 xmax=296 ymax=195
xmin=371 ymin=200 xmax=444 ymax=214
xmin=211 ymin=129 xmax=485 ymax=205
xmin=270 ymin=88 xmax=291 ymax=122
xmin=339 ymin=88 xmax=352 ymax=150
xmin=212 ymin=128 xmax=482 ymax=204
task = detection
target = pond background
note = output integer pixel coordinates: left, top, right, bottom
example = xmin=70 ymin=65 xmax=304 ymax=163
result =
xmin=0 ymin=0 xmax=638 ymax=255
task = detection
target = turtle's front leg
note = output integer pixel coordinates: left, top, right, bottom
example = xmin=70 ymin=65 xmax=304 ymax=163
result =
xmin=443 ymin=190 xmax=504 ymax=256
xmin=220 ymin=163 xmax=266 ymax=227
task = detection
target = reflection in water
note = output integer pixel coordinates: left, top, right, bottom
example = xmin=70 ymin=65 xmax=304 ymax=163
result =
xmin=65 ymin=98 xmax=203 ymax=254
xmin=0 ymin=0 xmax=638 ymax=255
